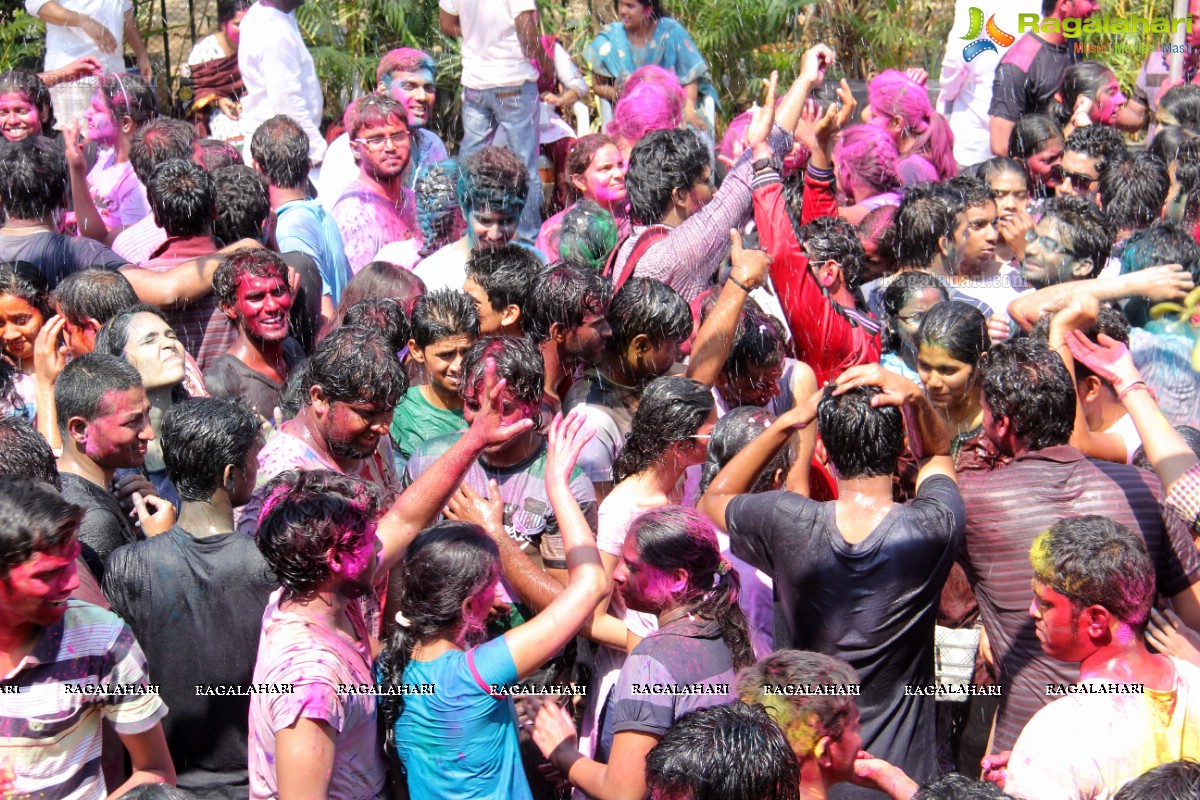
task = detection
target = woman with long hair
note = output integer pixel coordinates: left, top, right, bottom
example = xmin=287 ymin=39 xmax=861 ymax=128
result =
xmin=0 ymin=262 xmax=52 ymax=419
xmin=1050 ymin=61 xmax=1127 ymax=138
xmin=915 ymin=300 xmax=993 ymax=467
xmin=183 ymin=0 xmax=251 ymax=142
xmin=0 ymin=70 xmax=56 ymax=142
xmin=864 ymin=69 xmax=957 ymax=183
xmin=377 ymin=413 xmax=608 ymax=800
xmin=1008 ymin=113 xmax=1063 ymax=200
xmin=879 ymin=271 xmax=950 ymax=385
xmin=833 ymin=124 xmax=903 ymax=225
xmin=531 ymin=504 xmax=755 ymax=800
xmin=976 ymin=156 xmax=1032 ymax=263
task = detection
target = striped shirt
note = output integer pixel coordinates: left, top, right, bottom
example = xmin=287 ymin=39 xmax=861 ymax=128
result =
xmin=1 ymin=600 xmax=167 ymax=800
xmin=139 ymin=235 xmax=236 ymax=371
xmin=958 ymin=445 xmax=1200 ymax=752
xmin=1167 ymin=463 xmax=1200 ymax=538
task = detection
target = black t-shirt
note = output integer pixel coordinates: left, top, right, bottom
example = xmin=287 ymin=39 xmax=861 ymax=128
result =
xmin=102 ymin=525 xmax=278 ymax=799
xmin=989 ymin=33 xmax=1081 ymax=121
xmin=203 ymin=339 xmax=307 ymax=419
xmin=725 ymin=475 xmax=966 ymax=796
xmin=0 ymin=231 xmax=128 ymax=288
xmin=60 ymin=473 xmax=139 ymax=582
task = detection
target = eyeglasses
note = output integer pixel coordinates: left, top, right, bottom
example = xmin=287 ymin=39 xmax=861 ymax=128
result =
xmin=354 ymin=132 xmax=410 ymax=150
xmin=897 ymin=312 xmax=926 ymax=324
xmin=1024 ymin=228 xmax=1073 ymax=256
xmin=1059 ymin=168 xmax=1099 ymax=188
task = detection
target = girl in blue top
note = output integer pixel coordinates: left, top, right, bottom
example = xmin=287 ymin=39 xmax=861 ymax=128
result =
xmin=585 ymin=0 xmax=716 ymax=132
xmin=377 ymin=412 xmax=609 ymax=800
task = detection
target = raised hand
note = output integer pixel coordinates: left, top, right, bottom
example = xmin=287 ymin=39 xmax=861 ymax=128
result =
xmin=466 ymin=357 xmax=535 ymax=448
xmin=445 ymin=478 xmax=505 ymax=538
xmin=745 ymin=71 xmax=779 ymax=151
xmin=33 ymin=314 xmax=69 ymax=389
xmin=1064 ymin=330 xmax=1141 ymax=390
xmin=799 ymin=44 xmax=836 ymax=88
xmin=531 ymin=699 xmax=579 ymax=760
xmin=545 ymin=412 xmax=594 ymax=487
xmin=831 ymin=363 xmax=922 ymax=409
xmin=728 ymin=229 xmax=771 ymax=292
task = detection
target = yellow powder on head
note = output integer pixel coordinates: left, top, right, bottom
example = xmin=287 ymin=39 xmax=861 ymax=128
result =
xmin=1029 ymin=529 xmax=1055 ymax=583
xmin=752 ymin=694 xmax=822 ymax=757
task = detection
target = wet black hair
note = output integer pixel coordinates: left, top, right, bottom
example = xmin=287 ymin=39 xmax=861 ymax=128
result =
xmin=614 ymin=375 xmax=713 ymax=481
xmin=1041 ymin=195 xmax=1116 ymax=276
xmin=464 ymin=245 xmax=541 ymax=319
xmin=212 ymin=248 xmax=290 ymax=308
xmin=1133 ymin=425 xmax=1200 ymax=472
xmin=0 ymin=69 xmax=54 ymax=132
xmin=881 ymin=271 xmax=949 ymax=353
xmin=213 ymin=164 xmax=270 ymax=243
xmin=302 ymin=325 xmax=408 ymax=409
xmin=974 ymin=155 xmax=1027 ymax=188
xmin=607 ymin=277 xmax=692 ymax=355
xmin=1064 ymin=125 xmax=1128 ymax=176
xmin=1100 ymin=152 xmax=1169 ymax=233
xmin=916 ymin=300 xmax=990 ymax=368
xmin=250 ymin=115 xmax=310 ymax=190
xmin=410 ymin=289 xmax=479 ymax=350
xmin=0 ymin=261 xmax=52 ymax=319
xmin=51 ymin=269 xmax=138 ymax=329
xmin=699 ymin=406 xmax=791 ymax=495
xmin=1113 ymin=760 xmax=1200 ymax=800
xmin=979 ymin=337 xmax=1075 ymax=450
xmin=522 ymin=264 xmax=612 ymax=344
xmin=0 ymin=136 xmax=67 ymax=219
xmin=460 ymin=335 xmax=544 ymax=409
xmin=53 ymin=352 xmax=143 ymax=436
xmin=913 ymin=773 xmax=1010 ymax=800
xmin=797 ymin=216 xmax=867 ymax=289
xmin=1029 ymin=301 xmax=1130 ymax=385
xmin=0 ymin=416 xmax=61 ymax=489
xmin=97 ymin=73 xmax=157 ymax=126
xmin=645 ymin=702 xmax=801 ymax=800
xmin=1048 ymin=62 xmax=1117 ymax=128
xmin=161 ymin=397 xmax=259 ymax=501
xmin=723 ymin=306 xmax=787 ymax=384
xmin=558 ymin=200 xmax=619 ymax=273
xmin=627 ymin=128 xmax=710 ymax=225
xmin=341 ymin=298 xmax=410 ymax=354
xmin=817 ymin=384 xmax=904 ymax=479
xmin=0 ymin=478 xmax=82 ymax=579
xmin=130 ymin=117 xmax=197 ymax=184
xmin=880 ymin=183 xmax=958 ymax=270
xmin=148 ymin=158 xmax=215 ymax=238
xmin=1008 ymin=113 xmax=1062 ymax=161
xmin=1158 ymin=83 xmax=1200 ymax=129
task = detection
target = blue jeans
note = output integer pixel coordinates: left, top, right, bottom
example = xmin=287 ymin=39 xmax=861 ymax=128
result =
xmin=460 ymin=81 xmax=543 ymax=244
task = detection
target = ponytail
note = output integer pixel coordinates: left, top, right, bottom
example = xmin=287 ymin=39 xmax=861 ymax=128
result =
xmin=694 ymin=563 xmax=756 ymax=670
xmin=377 ymin=523 xmax=499 ymax=760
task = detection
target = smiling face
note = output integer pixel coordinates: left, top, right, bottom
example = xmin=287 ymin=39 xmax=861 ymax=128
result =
xmin=76 ymin=386 xmax=154 ymax=469
xmin=613 ymin=533 xmax=682 ymax=615
xmin=0 ymin=91 xmax=42 ymax=142
xmin=1021 ymin=216 xmax=1080 ymax=288
xmin=0 ymin=293 xmax=45 ymax=365
xmin=0 ymin=539 xmax=81 ymax=632
xmin=122 ymin=313 xmax=186 ymax=390
xmin=573 ymin=144 xmax=627 ymax=209
xmin=352 ymin=116 xmax=412 ymax=182
xmin=678 ymin=167 xmax=715 ymax=221
xmin=618 ymin=0 xmax=651 ymax=29
xmin=317 ymin=395 xmax=394 ymax=462
xmin=917 ymin=343 xmax=977 ymax=410
xmin=1057 ymin=150 xmax=1101 ymax=202
xmin=467 ymin=207 xmax=520 ymax=250
xmin=227 ymin=272 xmax=291 ymax=343
xmin=385 ymin=68 xmax=437 ymax=130
xmin=84 ymin=91 xmax=119 ymax=146
xmin=462 ymin=381 xmax=539 ymax=457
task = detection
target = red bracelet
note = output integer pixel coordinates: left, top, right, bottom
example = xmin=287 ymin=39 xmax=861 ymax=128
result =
xmin=1117 ymin=380 xmax=1157 ymax=402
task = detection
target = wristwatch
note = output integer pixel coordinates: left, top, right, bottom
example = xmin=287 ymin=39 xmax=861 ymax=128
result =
xmin=752 ymin=157 xmax=782 ymax=174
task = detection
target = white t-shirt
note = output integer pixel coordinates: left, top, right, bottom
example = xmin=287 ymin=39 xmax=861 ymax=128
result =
xmin=1103 ymin=412 xmax=1142 ymax=465
xmin=27 ymin=0 xmax=129 ymax=73
xmin=413 ymin=236 xmax=472 ymax=293
xmin=238 ymin=1 xmax=326 ymax=165
xmin=438 ymin=0 xmax=538 ymax=89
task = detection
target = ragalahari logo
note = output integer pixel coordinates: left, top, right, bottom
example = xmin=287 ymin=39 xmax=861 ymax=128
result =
xmin=962 ymin=8 xmax=1016 ymax=61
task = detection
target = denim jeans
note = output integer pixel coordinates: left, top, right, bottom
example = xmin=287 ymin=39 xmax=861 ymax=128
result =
xmin=460 ymin=81 xmax=543 ymax=244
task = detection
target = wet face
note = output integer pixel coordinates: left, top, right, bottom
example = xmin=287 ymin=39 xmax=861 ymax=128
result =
xmin=229 ymin=437 xmax=262 ymax=507
xmin=988 ymin=171 xmax=1030 ymax=221
xmin=721 ymin=360 xmax=784 ymax=408
xmin=0 ymin=293 xmax=44 ymax=364
xmin=574 ymin=144 xmax=627 ymax=208
xmin=318 ymin=397 xmax=394 ymax=461
xmin=386 ymin=68 xmax=437 ymax=130
xmin=122 ymin=313 xmax=186 ymax=390
xmin=614 ymin=533 xmax=681 ymax=615
xmin=917 ymin=344 xmax=977 ymax=410
xmin=564 ymin=312 xmax=612 ymax=368
xmin=0 ymin=539 xmax=81 ymax=632
xmin=462 ymin=382 xmax=539 ymax=457
xmin=84 ymin=92 xmax=118 ymax=146
xmin=631 ymin=336 xmax=683 ymax=380
xmin=332 ymin=525 xmax=381 ymax=599
xmin=1030 ymin=578 xmax=1089 ymax=662
xmin=223 ymin=9 xmax=247 ymax=45
xmin=679 ymin=407 xmax=718 ymax=468
xmin=463 ymin=277 xmax=506 ymax=335
xmin=229 ymin=272 xmax=291 ymax=342
xmin=418 ymin=334 xmax=473 ymax=396
xmin=1094 ymin=75 xmax=1126 ymax=125
xmin=1057 ymin=150 xmax=1101 ymax=202
xmin=893 ymin=288 xmax=945 ymax=350
xmin=76 ymin=386 xmax=154 ymax=469
xmin=1021 ymin=216 xmax=1079 ymax=288
xmin=679 ymin=167 xmax=715 ymax=220
xmin=958 ymin=201 xmax=1000 ymax=273
xmin=352 ymin=117 xmax=412 ymax=182
xmin=1026 ymin=137 xmax=1063 ymax=191
xmin=618 ymin=0 xmax=651 ymax=29
xmin=467 ymin=208 xmax=520 ymax=250
xmin=0 ymin=91 xmax=42 ymax=142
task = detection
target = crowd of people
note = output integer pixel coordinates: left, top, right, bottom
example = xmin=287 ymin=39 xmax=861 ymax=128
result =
xmin=6 ymin=0 xmax=1200 ymax=798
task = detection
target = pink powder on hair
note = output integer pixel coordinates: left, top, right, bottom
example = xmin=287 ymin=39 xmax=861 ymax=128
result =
xmin=607 ymin=66 xmax=685 ymax=147
xmin=867 ymin=70 xmax=957 ymax=180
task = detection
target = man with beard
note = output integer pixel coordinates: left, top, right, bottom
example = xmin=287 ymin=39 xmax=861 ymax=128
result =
xmin=318 ymin=47 xmax=449 ymax=211
xmin=331 ymin=95 xmax=421 ymax=272
xmin=236 ymin=326 xmax=406 ymax=543
xmin=519 ymin=265 xmax=612 ymax=417
xmin=55 ymin=353 xmax=173 ymax=581
xmin=204 ymin=250 xmax=305 ymax=419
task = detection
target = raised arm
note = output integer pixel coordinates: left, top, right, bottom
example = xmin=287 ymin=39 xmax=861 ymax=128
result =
xmin=1008 ymin=265 xmax=1195 ymax=331
xmin=28 ymin=0 xmax=117 ymax=52
xmin=375 ymin=359 xmax=535 ymax=576
xmin=502 ymin=413 xmax=609 ymax=678
xmin=118 ymin=238 xmax=265 ymax=307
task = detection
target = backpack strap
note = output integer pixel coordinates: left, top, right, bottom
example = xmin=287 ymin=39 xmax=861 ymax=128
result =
xmin=605 ymin=225 xmax=672 ymax=292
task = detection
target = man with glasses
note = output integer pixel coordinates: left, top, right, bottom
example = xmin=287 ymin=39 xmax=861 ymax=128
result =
xmin=331 ymin=95 xmax=421 ymax=272
xmin=1057 ymin=126 xmax=1127 ymax=205
xmin=1020 ymin=195 xmax=1115 ymax=289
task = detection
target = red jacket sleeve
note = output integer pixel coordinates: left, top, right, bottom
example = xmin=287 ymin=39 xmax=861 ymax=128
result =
xmin=799 ymin=170 xmax=838 ymax=226
xmin=753 ymin=180 xmax=881 ymax=385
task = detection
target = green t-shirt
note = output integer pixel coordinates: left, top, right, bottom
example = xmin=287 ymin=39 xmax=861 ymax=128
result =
xmin=389 ymin=386 xmax=467 ymax=470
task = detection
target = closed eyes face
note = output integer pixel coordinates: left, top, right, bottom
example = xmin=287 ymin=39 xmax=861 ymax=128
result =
xmin=123 ymin=313 xmax=185 ymax=389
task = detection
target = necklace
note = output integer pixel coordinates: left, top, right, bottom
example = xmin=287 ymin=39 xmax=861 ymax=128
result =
xmin=0 ymin=222 xmax=50 ymax=235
